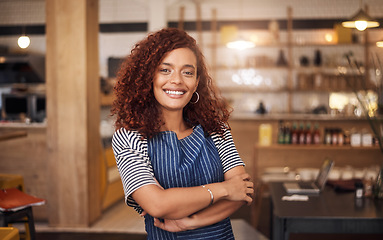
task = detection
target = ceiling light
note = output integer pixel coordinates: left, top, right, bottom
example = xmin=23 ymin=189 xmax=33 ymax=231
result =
xmin=342 ymin=3 xmax=379 ymax=31
xmin=18 ymin=35 xmax=30 ymax=49
xmin=226 ymin=37 xmax=255 ymax=50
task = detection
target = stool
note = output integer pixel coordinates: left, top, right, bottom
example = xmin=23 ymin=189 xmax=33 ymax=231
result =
xmin=0 ymin=227 xmax=20 ymax=240
xmin=0 ymin=174 xmax=24 ymax=192
xmin=0 ymin=208 xmax=34 ymax=240
xmin=0 ymin=174 xmax=33 ymax=240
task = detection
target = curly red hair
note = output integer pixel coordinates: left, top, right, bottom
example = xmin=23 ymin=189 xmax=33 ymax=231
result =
xmin=111 ymin=28 xmax=231 ymax=139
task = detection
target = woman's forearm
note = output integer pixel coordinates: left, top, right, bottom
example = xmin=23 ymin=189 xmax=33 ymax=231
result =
xmin=187 ymin=200 xmax=244 ymax=230
xmin=152 ymin=199 xmax=245 ymax=232
xmin=177 ymin=166 xmax=251 ymax=230
xmin=133 ymin=173 xmax=252 ymax=219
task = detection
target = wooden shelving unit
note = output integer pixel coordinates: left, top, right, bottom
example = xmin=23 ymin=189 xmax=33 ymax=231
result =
xmin=211 ymin=7 xmax=374 ymax=114
xmin=256 ymin=143 xmax=380 ymax=151
xmin=253 ymin=142 xmax=382 ymax=180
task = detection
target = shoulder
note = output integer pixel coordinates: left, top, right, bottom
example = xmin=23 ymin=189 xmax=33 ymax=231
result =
xmin=112 ymin=128 xmax=147 ymax=152
xmin=210 ymin=126 xmax=233 ymax=145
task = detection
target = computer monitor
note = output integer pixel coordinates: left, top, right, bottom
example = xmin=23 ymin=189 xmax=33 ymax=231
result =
xmin=1 ymin=93 xmax=46 ymax=122
xmin=1 ymin=93 xmax=28 ymax=120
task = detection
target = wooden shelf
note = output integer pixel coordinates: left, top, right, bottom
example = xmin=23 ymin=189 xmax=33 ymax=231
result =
xmin=219 ymin=86 xmax=289 ymax=93
xmin=292 ymin=43 xmax=364 ymax=47
xmin=255 ymin=144 xmax=380 ymax=151
xmin=213 ymin=66 xmax=289 ymax=71
xmin=208 ymin=42 xmax=373 ymax=48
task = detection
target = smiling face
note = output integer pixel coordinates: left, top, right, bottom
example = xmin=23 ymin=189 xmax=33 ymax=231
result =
xmin=153 ymin=48 xmax=199 ymax=114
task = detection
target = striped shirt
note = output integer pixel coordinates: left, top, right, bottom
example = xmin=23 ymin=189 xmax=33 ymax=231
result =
xmin=112 ymin=125 xmax=244 ymax=239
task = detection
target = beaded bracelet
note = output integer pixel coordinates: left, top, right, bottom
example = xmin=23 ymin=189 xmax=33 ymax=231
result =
xmin=202 ymin=185 xmax=214 ymax=206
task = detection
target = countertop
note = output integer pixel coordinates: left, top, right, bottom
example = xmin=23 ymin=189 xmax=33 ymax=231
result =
xmin=0 ymin=121 xmax=47 ymax=129
xmin=230 ymin=112 xmax=367 ymax=121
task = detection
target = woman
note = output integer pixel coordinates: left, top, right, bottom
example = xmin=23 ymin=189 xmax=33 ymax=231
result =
xmin=112 ymin=28 xmax=254 ymax=239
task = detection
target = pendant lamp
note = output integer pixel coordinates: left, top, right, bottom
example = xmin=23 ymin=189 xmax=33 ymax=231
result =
xmin=225 ymin=0 xmax=255 ymax=50
xmin=342 ymin=1 xmax=379 ymax=31
xmin=226 ymin=36 xmax=255 ymax=50
xmin=18 ymin=35 xmax=30 ymax=49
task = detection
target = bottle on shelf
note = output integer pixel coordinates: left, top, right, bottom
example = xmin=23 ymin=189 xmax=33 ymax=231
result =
xmin=338 ymin=128 xmax=344 ymax=146
xmin=298 ymin=122 xmax=305 ymax=144
xmin=259 ymin=123 xmax=272 ymax=146
xmin=313 ymin=123 xmax=321 ymax=144
xmin=344 ymin=130 xmax=351 ymax=145
xmin=291 ymin=122 xmax=298 ymax=144
xmin=324 ymin=128 xmax=332 ymax=145
xmin=278 ymin=120 xmax=285 ymax=144
xmin=305 ymin=122 xmax=312 ymax=144
xmin=331 ymin=128 xmax=338 ymax=145
xmin=284 ymin=122 xmax=291 ymax=144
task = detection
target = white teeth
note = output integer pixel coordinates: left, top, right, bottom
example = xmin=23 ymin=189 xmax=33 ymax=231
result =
xmin=165 ymin=90 xmax=184 ymax=95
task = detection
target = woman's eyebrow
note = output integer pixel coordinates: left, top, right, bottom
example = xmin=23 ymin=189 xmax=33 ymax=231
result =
xmin=184 ymin=64 xmax=195 ymax=69
xmin=161 ymin=62 xmax=195 ymax=69
xmin=161 ymin=62 xmax=172 ymax=66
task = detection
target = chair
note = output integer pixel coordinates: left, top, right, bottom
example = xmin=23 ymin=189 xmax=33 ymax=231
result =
xmin=0 ymin=174 xmax=35 ymax=240
xmin=0 ymin=209 xmax=34 ymax=240
xmin=0 ymin=174 xmax=24 ymax=192
xmin=0 ymin=227 xmax=20 ymax=240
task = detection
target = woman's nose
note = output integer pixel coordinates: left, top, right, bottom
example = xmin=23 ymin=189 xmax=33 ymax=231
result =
xmin=170 ymin=72 xmax=183 ymax=84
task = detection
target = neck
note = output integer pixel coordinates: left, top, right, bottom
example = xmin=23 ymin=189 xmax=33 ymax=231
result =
xmin=160 ymin=110 xmax=191 ymax=138
xmin=160 ymin=110 xmax=185 ymax=132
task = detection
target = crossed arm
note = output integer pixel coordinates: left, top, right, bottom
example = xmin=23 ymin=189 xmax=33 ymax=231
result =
xmin=131 ymin=165 xmax=253 ymax=232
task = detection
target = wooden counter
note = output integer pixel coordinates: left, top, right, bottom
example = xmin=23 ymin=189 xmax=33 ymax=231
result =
xmin=0 ymin=130 xmax=27 ymax=141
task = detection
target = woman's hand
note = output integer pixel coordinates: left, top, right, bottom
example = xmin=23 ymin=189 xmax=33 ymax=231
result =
xmin=153 ymin=217 xmax=192 ymax=232
xmin=222 ymin=173 xmax=254 ymax=205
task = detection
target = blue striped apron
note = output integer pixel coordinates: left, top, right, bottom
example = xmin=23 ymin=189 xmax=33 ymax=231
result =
xmin=146 ymin=125 xmax=235 ymax=239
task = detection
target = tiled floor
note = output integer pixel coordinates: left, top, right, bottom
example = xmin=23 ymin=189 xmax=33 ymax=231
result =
xmin=34 ymin=201 xmax=268 ymax=240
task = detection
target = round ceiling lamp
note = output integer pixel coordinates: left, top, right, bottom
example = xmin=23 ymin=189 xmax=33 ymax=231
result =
xmin=342 ymin=1 xmax=379 ymax=31
xmin=18 ymin=35 xmax=30 ymax=49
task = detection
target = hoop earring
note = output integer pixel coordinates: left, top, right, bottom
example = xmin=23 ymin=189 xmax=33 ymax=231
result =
xmin=190 ymin=92 xmax=199 ymax=104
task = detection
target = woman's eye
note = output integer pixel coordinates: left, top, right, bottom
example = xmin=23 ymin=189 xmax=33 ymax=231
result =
xmin=159 ymin=68 xmax=171 ymax=74
xmin=183 ymin=71 xmax=194 ymax=76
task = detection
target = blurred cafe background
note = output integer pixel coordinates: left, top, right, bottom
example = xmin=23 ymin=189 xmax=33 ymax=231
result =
xmin=1 ymin=0 xmax=383 ymax=239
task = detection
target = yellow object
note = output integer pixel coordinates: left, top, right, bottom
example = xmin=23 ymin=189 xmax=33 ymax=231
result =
xmin=259 ymin=124 xmax=272 ymax=146
xmin=334 ymin=23 xmax=352 ymax=44
xmin=0 ymin=227 xmax=20 ymax=240
xmin=220 ymin=25 xmax=238 ymax=45
xmin=0 ymin=174 xmax=25 ymax=192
